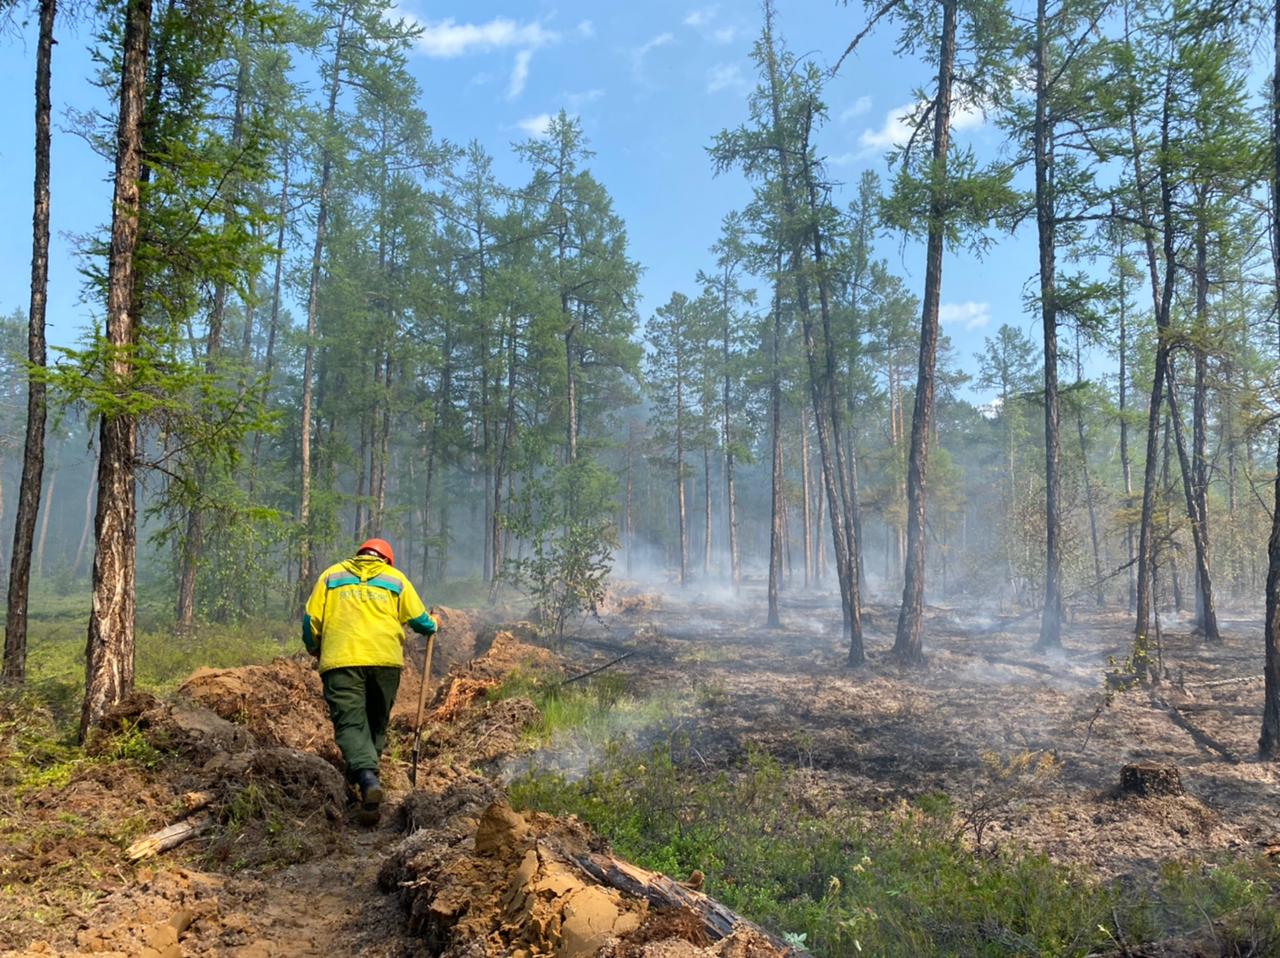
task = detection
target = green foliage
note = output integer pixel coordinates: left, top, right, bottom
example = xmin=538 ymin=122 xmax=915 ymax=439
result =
xmin=511 ymin=743 xmax=1280 ymax=957
xmin=502 ymin=458 xmax=619 ymax=641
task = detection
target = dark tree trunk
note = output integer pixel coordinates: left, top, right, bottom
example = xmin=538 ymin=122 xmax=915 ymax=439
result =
xmin=1165 ymin=362 xmax=1218 ymax=640
xmin=1192 ymin=226 xmax=1211 ymax=632
xmin=721 ymin=278 xmax=740 ymax=589
xmin=4 ymin=0 xmax=56 ymax=684
xmin=1263 ymin=1 xmax=1280 ymax=759
xmin=894 ymin=0 xmax=957 ymax=665
xmin=1034 ymin=0 xmax=1064 ymax=649
xmin=82 ymin=0 xmax=150 ymax=740
xmin=298 ymin=13 xmax=347 ymax=603
xmin=767 ymin=273 xmax=783 ymax=629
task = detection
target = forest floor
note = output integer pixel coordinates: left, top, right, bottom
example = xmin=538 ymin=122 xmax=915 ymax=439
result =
xmin=565 ymin=587 xmax=1280 ymax=879
xmin=1 ymin=585 xmax=1278 ymax=957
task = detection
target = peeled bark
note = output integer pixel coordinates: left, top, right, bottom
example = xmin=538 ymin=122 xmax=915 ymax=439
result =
xmin=82 ymin=0 xmax=149 ymax=740
xmin=3 ymin=0 xmax=56 ymax=684
xmin=894 ymin=0 xmax=957 ymax=665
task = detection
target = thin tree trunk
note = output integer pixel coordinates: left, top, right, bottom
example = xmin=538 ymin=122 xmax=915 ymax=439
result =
xmin=298 ymin=12 xmax=347 ymax=602
xmin=35 ymin=452 xmax=58 ymax=578
xmin=767 ymin=271 xmax=783 ymax=628
xmin=721 ymin=278 xmax=740 ymax=589
xmin=1034 ymin=0 xmax=1064 ymax=648
xmin=675 ymin=347 xmax=688 ymax=589
xmin=800 ymin=409 xmax=813 ymax=588
xmin=82 ymin=0 xmax=149 ymax=740
xmin=1165 ymin=361 xmax=1219 ymax=640
xmin=250 ymin=146 xmax=289 ymax=479
xmin=3 ymin=0 xmax=56 ymax=684
xmin=702 ymin=441 xmax=712 ymax=577
xmin=1117 ymin=214 xmax=1136 ymax=611
xmin=1262 ymin=7 xmax=1280 ymax=755
xmin=72 ymin=464 xmax=95 ymax=580
xmin=894 ymin=0 xmax=956 ymax=665
xmin=1192 ymin=226 xmax=1211 ymax=632
xmin=1131 ymin=60 xmax=1175 ymax=653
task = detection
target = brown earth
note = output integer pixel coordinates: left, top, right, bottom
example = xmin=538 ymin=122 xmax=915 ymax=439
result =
xmin=9 ymin=586 xmax=1275 ymax=957
xmin=2 ymin=610 xmax=788 ymax=958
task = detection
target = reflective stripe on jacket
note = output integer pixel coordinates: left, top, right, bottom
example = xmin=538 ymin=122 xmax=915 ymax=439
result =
xmin=303 ymin=554 xmax=433 ymax=672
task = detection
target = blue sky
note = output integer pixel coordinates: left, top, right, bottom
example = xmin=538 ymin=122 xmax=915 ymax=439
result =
xmin=0 ymin=0 xmax=1046 ymax=403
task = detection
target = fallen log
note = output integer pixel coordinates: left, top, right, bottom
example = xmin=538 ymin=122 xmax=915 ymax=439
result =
xmin=1150 ymin=694 xmax=1241 ymax=764
xmin=572 ymin=851 xmax=812 ymax=957
xmin=127 ymin=813 xmax=213 ymax=861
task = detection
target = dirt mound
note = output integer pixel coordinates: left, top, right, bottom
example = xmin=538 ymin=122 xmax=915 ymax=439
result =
xmin=381 ymin=776 xmax=790 ymax=958
xmin=178 ymin=655 xmax=339 ymax=765
xmin=598 ymin=591 xmax=663 ymax=616
xmin=463 ymin=627 xmax=559 ymax=681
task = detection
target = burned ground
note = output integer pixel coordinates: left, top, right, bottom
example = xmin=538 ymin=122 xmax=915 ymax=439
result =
xmin=2 ymin=589 xmax=1278 ymax=956
xmin=584 ymin=589 xmax=1280 ymax=879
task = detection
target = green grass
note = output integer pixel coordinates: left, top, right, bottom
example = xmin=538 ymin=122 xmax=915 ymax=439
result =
xmin=510 ymin=743 xmax=1280 ymax=957
xmin=488 ymin=669 xmax=682 ymax=751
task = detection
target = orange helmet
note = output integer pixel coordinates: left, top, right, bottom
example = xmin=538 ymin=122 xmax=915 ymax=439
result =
xmin=357 ymin=537 xmax=394 ymax=566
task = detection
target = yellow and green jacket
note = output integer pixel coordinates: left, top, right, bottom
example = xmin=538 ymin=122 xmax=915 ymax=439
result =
xmin=302 ymin=554 xmax=436 ymax=673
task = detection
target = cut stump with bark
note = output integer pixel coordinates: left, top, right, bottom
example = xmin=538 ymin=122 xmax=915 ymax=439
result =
xmin=1119 ymin=763 xmax=1184 ymax=798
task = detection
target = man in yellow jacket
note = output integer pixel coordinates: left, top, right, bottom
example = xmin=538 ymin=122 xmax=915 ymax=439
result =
xmin=302 ymin=537 xmax=436 ymax=819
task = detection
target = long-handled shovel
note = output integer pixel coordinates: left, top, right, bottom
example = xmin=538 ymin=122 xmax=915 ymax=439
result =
xmin=408 ymin=614 xmax=438 ymax=789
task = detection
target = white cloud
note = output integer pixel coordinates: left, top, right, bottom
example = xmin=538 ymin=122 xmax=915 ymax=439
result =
xmin=684 ymin=6 xmax=718 ymax=27
xmin=939 ymin=301 xmax=991 ymax=331
xmin=859 ymin=99 xmax=987 ymax=152
xmin=411 ymin=16 xmax=559 ymax=101
xmin=565 ymin=88 xmax=605 ymax=109
xmin=414 ymin=17 xmax=558 ymax=57
xmin=631 ymin=32 xmax=675 ymax=83
xmin=508 ymin=49 xmax=533 ymax=99
xmin=839 ymin=95 xmax=873 ymax=122
xmin=576 ymin=19 xmax=595 ymax=38
xmin=516 ymin=112 xmax=554 ymax=137
xmin=706 ymin=62 xmax=748 ymax=94
xmin=712 ymin=26 xmax=737 ymax=44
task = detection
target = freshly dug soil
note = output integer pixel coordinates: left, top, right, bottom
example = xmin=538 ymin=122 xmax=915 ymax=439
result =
xmin=381 ymin=775 xmax=788 ymax=958
xmin=179 ymin=656 xmax=339 ymax=764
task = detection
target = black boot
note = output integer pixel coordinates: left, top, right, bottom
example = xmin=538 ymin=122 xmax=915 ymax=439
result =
xmin=355 ymin=769 xmax=382 ymax=824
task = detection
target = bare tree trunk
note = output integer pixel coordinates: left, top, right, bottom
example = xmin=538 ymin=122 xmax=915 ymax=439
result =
xmin=298 ymin=13 xmax=348 ymax=603
xmin=1166 ymin=362 xmax=1219 ymax=640
xmin=1264 ymin=9 xmax=1280 ymax=756
xmin=491 ymin=316 xmax=518 ymax=585
xmin=1192 ymin=227 xmax=1211 ymax=632
xmin=72 ymin=464 xmax=95 ymax=580
xmin=1034 ymin=0 xmax=1064 ymax=649
xmin=3 ymin=0 xmax=56 ymax=683
xmin=800 ymin=409 xmax=813 ymax=588
xmin=82 ymin=0 xmax=149 ymax=740
xmin=250 ymin=146 xmax=289 ymax=479
xmin=35 ymin=450 xmax=58 ymax=578
xmin=1117 ymin=215 xmax=1136 ymax=611
xmin=894 ymin=0 xmax=956 ymax=665
xmin=721 ymin=283 xmax=740 ymax=589
xmin=703 ymin=442 xmax=712 ymax=577
xmin=675 ymin=357 xmax=688 ymax=588
xmin=1131 ymin=60 xmax=1175 ymax=652
xmin=767 ymin=273 xmax=783 ymax=628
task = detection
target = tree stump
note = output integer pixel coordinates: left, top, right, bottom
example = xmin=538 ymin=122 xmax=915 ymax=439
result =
xmin=1119 ymin=763 xmax=1183 ymax=798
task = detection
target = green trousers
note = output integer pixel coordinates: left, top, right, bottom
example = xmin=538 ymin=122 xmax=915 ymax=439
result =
xmin=321 ymin=665 xmax=401 ymax=782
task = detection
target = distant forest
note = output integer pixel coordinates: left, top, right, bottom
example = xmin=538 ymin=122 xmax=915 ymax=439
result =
xmin=2 ymin=0 xmax=1280 ymax=745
